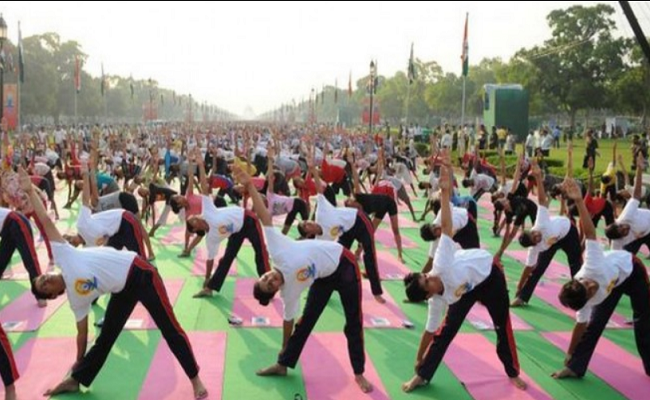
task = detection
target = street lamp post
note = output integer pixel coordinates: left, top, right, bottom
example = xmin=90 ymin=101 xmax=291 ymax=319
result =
xmin=368 ymin=60 xmax=376 ymax=136
xmin=0 ymin=14 xmax=8 ymax=124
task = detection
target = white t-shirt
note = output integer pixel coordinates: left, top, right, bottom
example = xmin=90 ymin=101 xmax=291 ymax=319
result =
xmin=96 ymin=192 xmax=123 ymax=212
xmin=202 ymin=196 xmax=245 ymax=260
xmin=267 ymin=192 xmax=295 ymax=217
xmin=469 ymin=171 xmax=495 ymax=196
xmin=575 ymin=240 xmax=633 ymax=323
xmin=52 ymin=241 xmax=136 ymax=321
xmin=76 ymin=206 xmax=123 ymax=247
xmin=612 ymin=199 xmax=650 ymax=250
xmin=425 ymin=235 xmax=492 ymax=331
xmin=264 ymin=227 xmax=342 ymax=320
xmin=428 ymin=206 xmax=469 ymax=258
xmin=525 ymin=206 xmax=571 ymax=266
xmin=314 ymin=194 xmax=357 ymax=241
xmin=0 ymin=208 xmax=13 ymax=229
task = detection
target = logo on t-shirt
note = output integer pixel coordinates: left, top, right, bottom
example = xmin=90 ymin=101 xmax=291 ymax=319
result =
xmin=218 ymin=223 xmax=234 ymax=236
xmin=74 ymin=277 xmax=98 ymax=296
xmin=272 ymin=202 xmax=286 ymax=215
xmin=330 ymin=225 xmax=344 ymax=238
xmin=454 ymin=282 xmax=473 ymax=298
xmin=296 ymin=264 xmax=316 ymax=282
xmin=606 ymin=278 xmax=618 ymax=294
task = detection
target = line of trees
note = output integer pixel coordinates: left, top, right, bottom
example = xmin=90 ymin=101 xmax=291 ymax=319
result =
xmin=264 ymin=4 xmax=649 ymax=129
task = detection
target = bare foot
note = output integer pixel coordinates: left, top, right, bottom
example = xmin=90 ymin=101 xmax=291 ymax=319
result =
xmin=256 ymin=363 xmax=287 ymax=376
xmin=510 ymin=376 xmax=527 ymax=390
xmin=5 ymin=383 xmax=16 ymax=400
xmin=44 ymin=377 xmax=79 ymax=396
xmin=37 ymin=299 xmax=48 ymax=308
xmin=148 ymin=255 xmax=156 ymax=262
xmin=193 ymin=288 xmax=213 ymax=298
xmin=551 ymin=367 xmax=578 ymax=379
xmin=510 ymin=298 xmax=526 ymax=308
xmin=178 ymin=252 xmax=191 ymax=258
xmin=191 ymin=376 xmax=208 ymax=399
xmin=355 ymin=374 xmax=373 ymax=393
xmin=374 ymin=295 xmax=386 ymax=304
xmin=399 ymin=256 xmax=406 ymax=264
xmin=402 ymin=375 xmax=427 ymax=392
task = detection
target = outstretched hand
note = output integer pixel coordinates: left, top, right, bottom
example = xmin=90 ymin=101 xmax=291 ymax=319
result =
xmin=17 ymin=167 xmax=33 ymax=193
xmin=562 ymin=178 xmax=582 ymax=201
xmin=232 ymin=165 xmax=252 ymax=187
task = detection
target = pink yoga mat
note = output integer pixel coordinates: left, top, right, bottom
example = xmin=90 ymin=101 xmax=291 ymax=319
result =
xmin=192 ymin=247 xmax=237 ymax=277
xmin=376 ymin=250 xmax=411 ymax=280
xmin=533 ymin=280 xmax=630 ymax=329
xmin=4 ymin=246 xmax=51 ymax=280
xmin=361 ymin=280 xmax=409 ymax=329
xmin=375 ymin=229 xmax=417 ymax=249
xmin=124 ymin=279 xmax=185 ymax=330
xmin=467 ymin=303 xmax=533 ymax=331
xmin=159 ymin=225 xmax=185 ymax=246
xmin=0 ymin=292 xmax=67 ymax=332
xmin=301 ymin=332 xmax=390 ymax=400
xmin=231 ymin=278 xmax=284 ymax=327
xmin=478 ymin=199 xmax=495 ymax=212
xmin=381 ymin=214 xmax=420 ymax=229
xmin=505 ymin=250 xmax=571 ymax=281
xmin=1 ymin=338 xmax=73 ymax=399
xmin=446 ymin=333 xmax=553 ymax=400
xmin=542 ymin=332 xmax=648 ymax=400
xmin=138 ymin=332 xmax=226 ymax=400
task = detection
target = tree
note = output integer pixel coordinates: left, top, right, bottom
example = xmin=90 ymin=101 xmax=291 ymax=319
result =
xmin=522 ymin=4 xmax=629 ymax=127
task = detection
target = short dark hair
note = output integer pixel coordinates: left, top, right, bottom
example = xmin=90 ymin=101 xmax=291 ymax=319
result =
xmin=605 ymin=223 xmax=624 ymax=240
xmin=418 ymin=182 xmax=427 ymax=190
xmin=518 ymin=231 xmax=535 ymax=248
xmin=549 ymin=184 xmax=564 ymax=199
xmin=420 ymin=224 xmax=437 ymax=242
xmin=431 ymin=200 xmax=441 ymax=216
xmin=601 ymin=175 xmax=612 ymax=185
xmin=461 ymin=178 xmax=472 ymax=188
xmin=31 ymin=277 xmax=63 ymax=300
xmin=404 ymin=273 xmax=427 ymax=303
xmin=297 ymin=223 xmax=315 ymax=239
xmin=494 ymin=200 xmax=505 ymax=212
xmin=253 ymin=281 xmax=275 ymax=306
xmin=170 ymin=197 xmax=182 ymax=214
xmin=559 ymin=280 xmax=588 ymax=310
xmin=186 ymin=220 xmax=206 ymax=237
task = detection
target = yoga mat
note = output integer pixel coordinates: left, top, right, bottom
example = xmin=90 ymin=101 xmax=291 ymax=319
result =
xmin=138 ymin=332 xmax=226 ymax=400
xmin=376 ymin=250 xmax=411 ymax=280
xmin=4 ymin=246 xmax=51 ymax=280
xmin=533 ymin=280 xmax=630 ymax=329
xmin=478 ymin=199 xmax=495 ymax=212
xmin=2 ymin=338 xmax=73 ymax=399
xmin=231 ymin=278 xmax=284 ymax=328
xmin=381 ymin=214 xmax=419 ymax=229
xmin=375 ymin=229 xmax=417 ymax=249
xmin=301 ymin=333 xmax=390 ymax=400
xmin=159 ymin=225 xmax=185 ymax=246
xmin=361 ymin=280 xmax=409 ymax=329
xmin=466 ymin=303 xmax=533 ymax=331
xmin=542 ymin=332 xmax=647 ymax=400
xmin=505 ymin=250 xmax=571 ymax=281
xmin=0 ymin=292 xmax=67 ymax=332
xmin=125 ymin=279 xmax=185 ymax=330
xmin=446 ymin=333 xmax=553 ymax=400
xmin=192 ymin=247 xmax=237 ymax=277
xmin=2 ymin=264 xmax=28 ymax=280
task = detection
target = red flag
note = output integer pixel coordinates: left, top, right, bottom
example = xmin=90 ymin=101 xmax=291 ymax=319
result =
xmin=74 ymin=55 xmax=81 ymax=93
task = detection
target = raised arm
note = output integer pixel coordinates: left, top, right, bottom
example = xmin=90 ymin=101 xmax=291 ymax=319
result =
xmin=81 ymin=160 xmax=92 ymax=208
xmin=439 ymin=152 xmax=453 ymax=238
xmin=566 ymin=142 xmax=573 ymax=179
xmin=564 ymin=178 xmax=595 ymax=240
xmin=233 ymin=166 xmax=272 ymax=226
xmin=634 ymin=153 xmax=644 ymax=200
xmin=266 ymin=146 xmax=276 ymax=194
xmin=195 ymin=148 xmax=210 ymax=196
xmin=18 ymin=167 xmax=65 ymax=243
xmin=532 ymin=160 xmax=548 ymax=207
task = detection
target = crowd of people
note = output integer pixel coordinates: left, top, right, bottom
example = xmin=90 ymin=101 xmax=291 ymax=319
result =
xmin=0 ymin=122 xmax=647 ymax=399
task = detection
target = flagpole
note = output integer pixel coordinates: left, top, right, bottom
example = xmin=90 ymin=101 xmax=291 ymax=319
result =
xmin=74 ymin=90 xmax=78 ymax=126
xmin=405 ymin=82 xmax=411 ymax=127
xmin=461 ymin=75 xmax=466 ymax=127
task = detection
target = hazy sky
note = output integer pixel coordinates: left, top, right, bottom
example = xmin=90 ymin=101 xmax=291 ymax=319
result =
xmin=0 ymin=1 xmax=642 ymax=116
